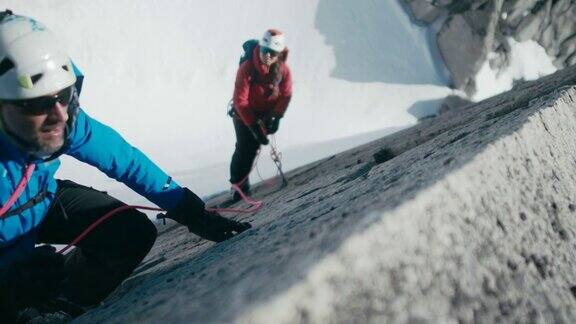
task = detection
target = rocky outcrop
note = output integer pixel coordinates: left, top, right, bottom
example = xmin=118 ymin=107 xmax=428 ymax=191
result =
xmin=75 ymin=63 xmax=576 ymax=322
xmin=438 ymin=94 xmax=474 ymax=115
xmin=436 ymin=0 xmax=503 ymax=93
xmin=404 ymin=0 xmax=576 ymax=96
xmin=403 ymin=0 xmax=445 ymax=24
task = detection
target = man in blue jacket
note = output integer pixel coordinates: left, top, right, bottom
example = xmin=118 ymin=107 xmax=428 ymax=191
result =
xmin=0 ymin=11 xmax=251 ymax=321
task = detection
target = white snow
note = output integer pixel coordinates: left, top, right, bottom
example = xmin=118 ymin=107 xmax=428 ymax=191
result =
xmin=2 ymin=1 xmax=554 ymax=204
xmin=473 ymin=38 xmax=557 ymax=101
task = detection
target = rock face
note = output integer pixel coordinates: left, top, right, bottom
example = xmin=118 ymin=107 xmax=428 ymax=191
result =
xmin=73 ymin=63 xmax=576 ymax=323
xmin=404 ymin=0 xmax=445 ymax=24
xmin=404 ymin=0 xmax=576 ymax=96
xmin=436 ymin=0 xmax=503 ymax=93
xmin=438 ymin=94 xmax=474 ymax=115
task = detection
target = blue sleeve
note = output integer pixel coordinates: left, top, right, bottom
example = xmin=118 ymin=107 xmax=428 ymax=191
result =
xmin=65 ymin=109 xmax=184 ymax=210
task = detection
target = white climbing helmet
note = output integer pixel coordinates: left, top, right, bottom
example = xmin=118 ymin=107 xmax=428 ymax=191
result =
xmin=0 ymin=13 xmax=76 ymax=100
xmin=259 ymin=29 xmax=286 ymax=53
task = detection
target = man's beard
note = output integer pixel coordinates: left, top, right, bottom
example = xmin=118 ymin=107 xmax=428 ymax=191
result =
xmin=29 ymin=135 xmax=65 ymax=157
xmin=4 ymin=125 xmax=66 ymax=158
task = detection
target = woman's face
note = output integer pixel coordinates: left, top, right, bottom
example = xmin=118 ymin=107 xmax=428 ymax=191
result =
xmin=259 ymin=47 xmax=280 ymax=66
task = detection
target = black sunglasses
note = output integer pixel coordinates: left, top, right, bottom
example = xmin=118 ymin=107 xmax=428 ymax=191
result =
xmin=1 ymin=86 xmax=73 ymax=116
xmin=260 ymin=46 xmax=280 ymax=57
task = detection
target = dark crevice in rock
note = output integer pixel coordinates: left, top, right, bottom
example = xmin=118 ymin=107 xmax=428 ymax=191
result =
xmin=548 ymin=201 xmax=569 ymax=240
xmin=496 ymin=218 xmax=507 ymax=233
xmin=443 ymin=157 xmax=455 ymax=166
xmin=507 ymin=260 xmax=518 ymax=271
xmin=336 ymin=163 xmax=375 ymax=184
xmin=539 ymin=113 xmax=552 ymax=135
xmin=498 ymin=300 xmax=515 ymax=317
xmin=522 ymin=253 xmax=550 ymax=279
xmin=448 ymin=131 xmax=472 ymax=145
xmin=373 ymin=148 xmax=396 ymax=164
xmin=289 ymin=187 xmax=324 ymax=201
xmin=570 ymin=286 xmax=576 ymax=299
xmin=519 ymin=212 xmax=527 ymax=221
xmin=532 ymin=0 xmax=548 ymax=14
xmin=484 ymin=105 xmax=518 ymax=121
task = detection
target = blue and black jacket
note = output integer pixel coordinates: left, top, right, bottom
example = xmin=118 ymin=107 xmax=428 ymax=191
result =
xmin=0 ymin=65 xmax=184 ymax=266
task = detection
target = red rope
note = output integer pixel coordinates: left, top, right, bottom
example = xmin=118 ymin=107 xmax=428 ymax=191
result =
xmin=57 ymin=205 xmax=163 ymax=254
xmin=58 ymin=188 xmax=264 ymax=255
xmin=57 ymin=136 xmax=267 ymax=253
xmin=58 ymin=163 xmax=267 ymax=254
xmin=205 ymin=135 xmax=267 ymax=213
xmin=2 ymin=159 xmax=262 ymax=257
xmin=57 ymin=145 xmax=267 ymax=254
xmin=207 ymin=182 xmax=263 ymax=213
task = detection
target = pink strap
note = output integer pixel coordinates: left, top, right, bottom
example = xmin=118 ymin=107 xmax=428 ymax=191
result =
xmin=207 ymin=183 xmax=263 ymax=213
xmin=0 ymin=164 xmax=36 ymax=218
xmin=57 ymin=205 xmax=163 ymax=254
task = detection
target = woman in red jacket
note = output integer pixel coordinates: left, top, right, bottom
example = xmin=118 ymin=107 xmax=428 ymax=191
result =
xmin=229 ymin=29 xmax=293 ymax=201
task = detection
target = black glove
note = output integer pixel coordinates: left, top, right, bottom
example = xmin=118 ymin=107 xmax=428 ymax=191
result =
xmin=0 ymin=245 xmax=67 ymax=320
xmin=266 ymin=116 xmax=281 ymax=134
xmin=249 ymin=121 xmax=269 ymax=145
xmin=162 ymin=188 xmax=252 ymax=242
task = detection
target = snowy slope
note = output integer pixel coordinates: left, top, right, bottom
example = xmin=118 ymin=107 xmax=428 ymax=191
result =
xmin=474 ymin=39 xmax=557 ymax=101
xmin=3 ymin=0 xmax=451 ymax=198
xmin=3 ymin=1 xmax=557 ymax=201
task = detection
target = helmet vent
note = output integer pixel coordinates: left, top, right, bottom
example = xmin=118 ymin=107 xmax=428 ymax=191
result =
xmin=62 ymin=65 xmax=69 ymax=72
xmin=0 ymin=58 xmax=14 ymax=77
xmin=30 ymin=73 xmax=43 ymax=84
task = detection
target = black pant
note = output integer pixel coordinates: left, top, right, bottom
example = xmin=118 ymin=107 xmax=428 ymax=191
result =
xmin=229 ymin=117 xmax=260 ymax=184
xmin=37 ymin=180 xmax=157 ymax=306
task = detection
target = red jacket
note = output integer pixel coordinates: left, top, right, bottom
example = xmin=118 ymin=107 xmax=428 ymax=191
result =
xmin=233 ymin=45 xmax=292 ymax=126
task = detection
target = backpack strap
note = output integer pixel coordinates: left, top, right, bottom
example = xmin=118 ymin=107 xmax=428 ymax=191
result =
xmin=3 ymin=187 xmax=48 ymax=217
xmin=239 ymin=39 xmax=259 ymax=65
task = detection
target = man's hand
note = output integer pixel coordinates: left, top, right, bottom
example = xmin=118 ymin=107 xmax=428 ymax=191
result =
xmin=187 ymin=209 xmax=252 ymax=242
xmin=249 ymin=121 xmax=269 ymax=145
xmin=266 ymin=116 xmax=281 ymax=134
xmin=162 ymin=188 xmax=252 ymax=242
xmin=0 ymin=245 xmax=67 ymax=319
